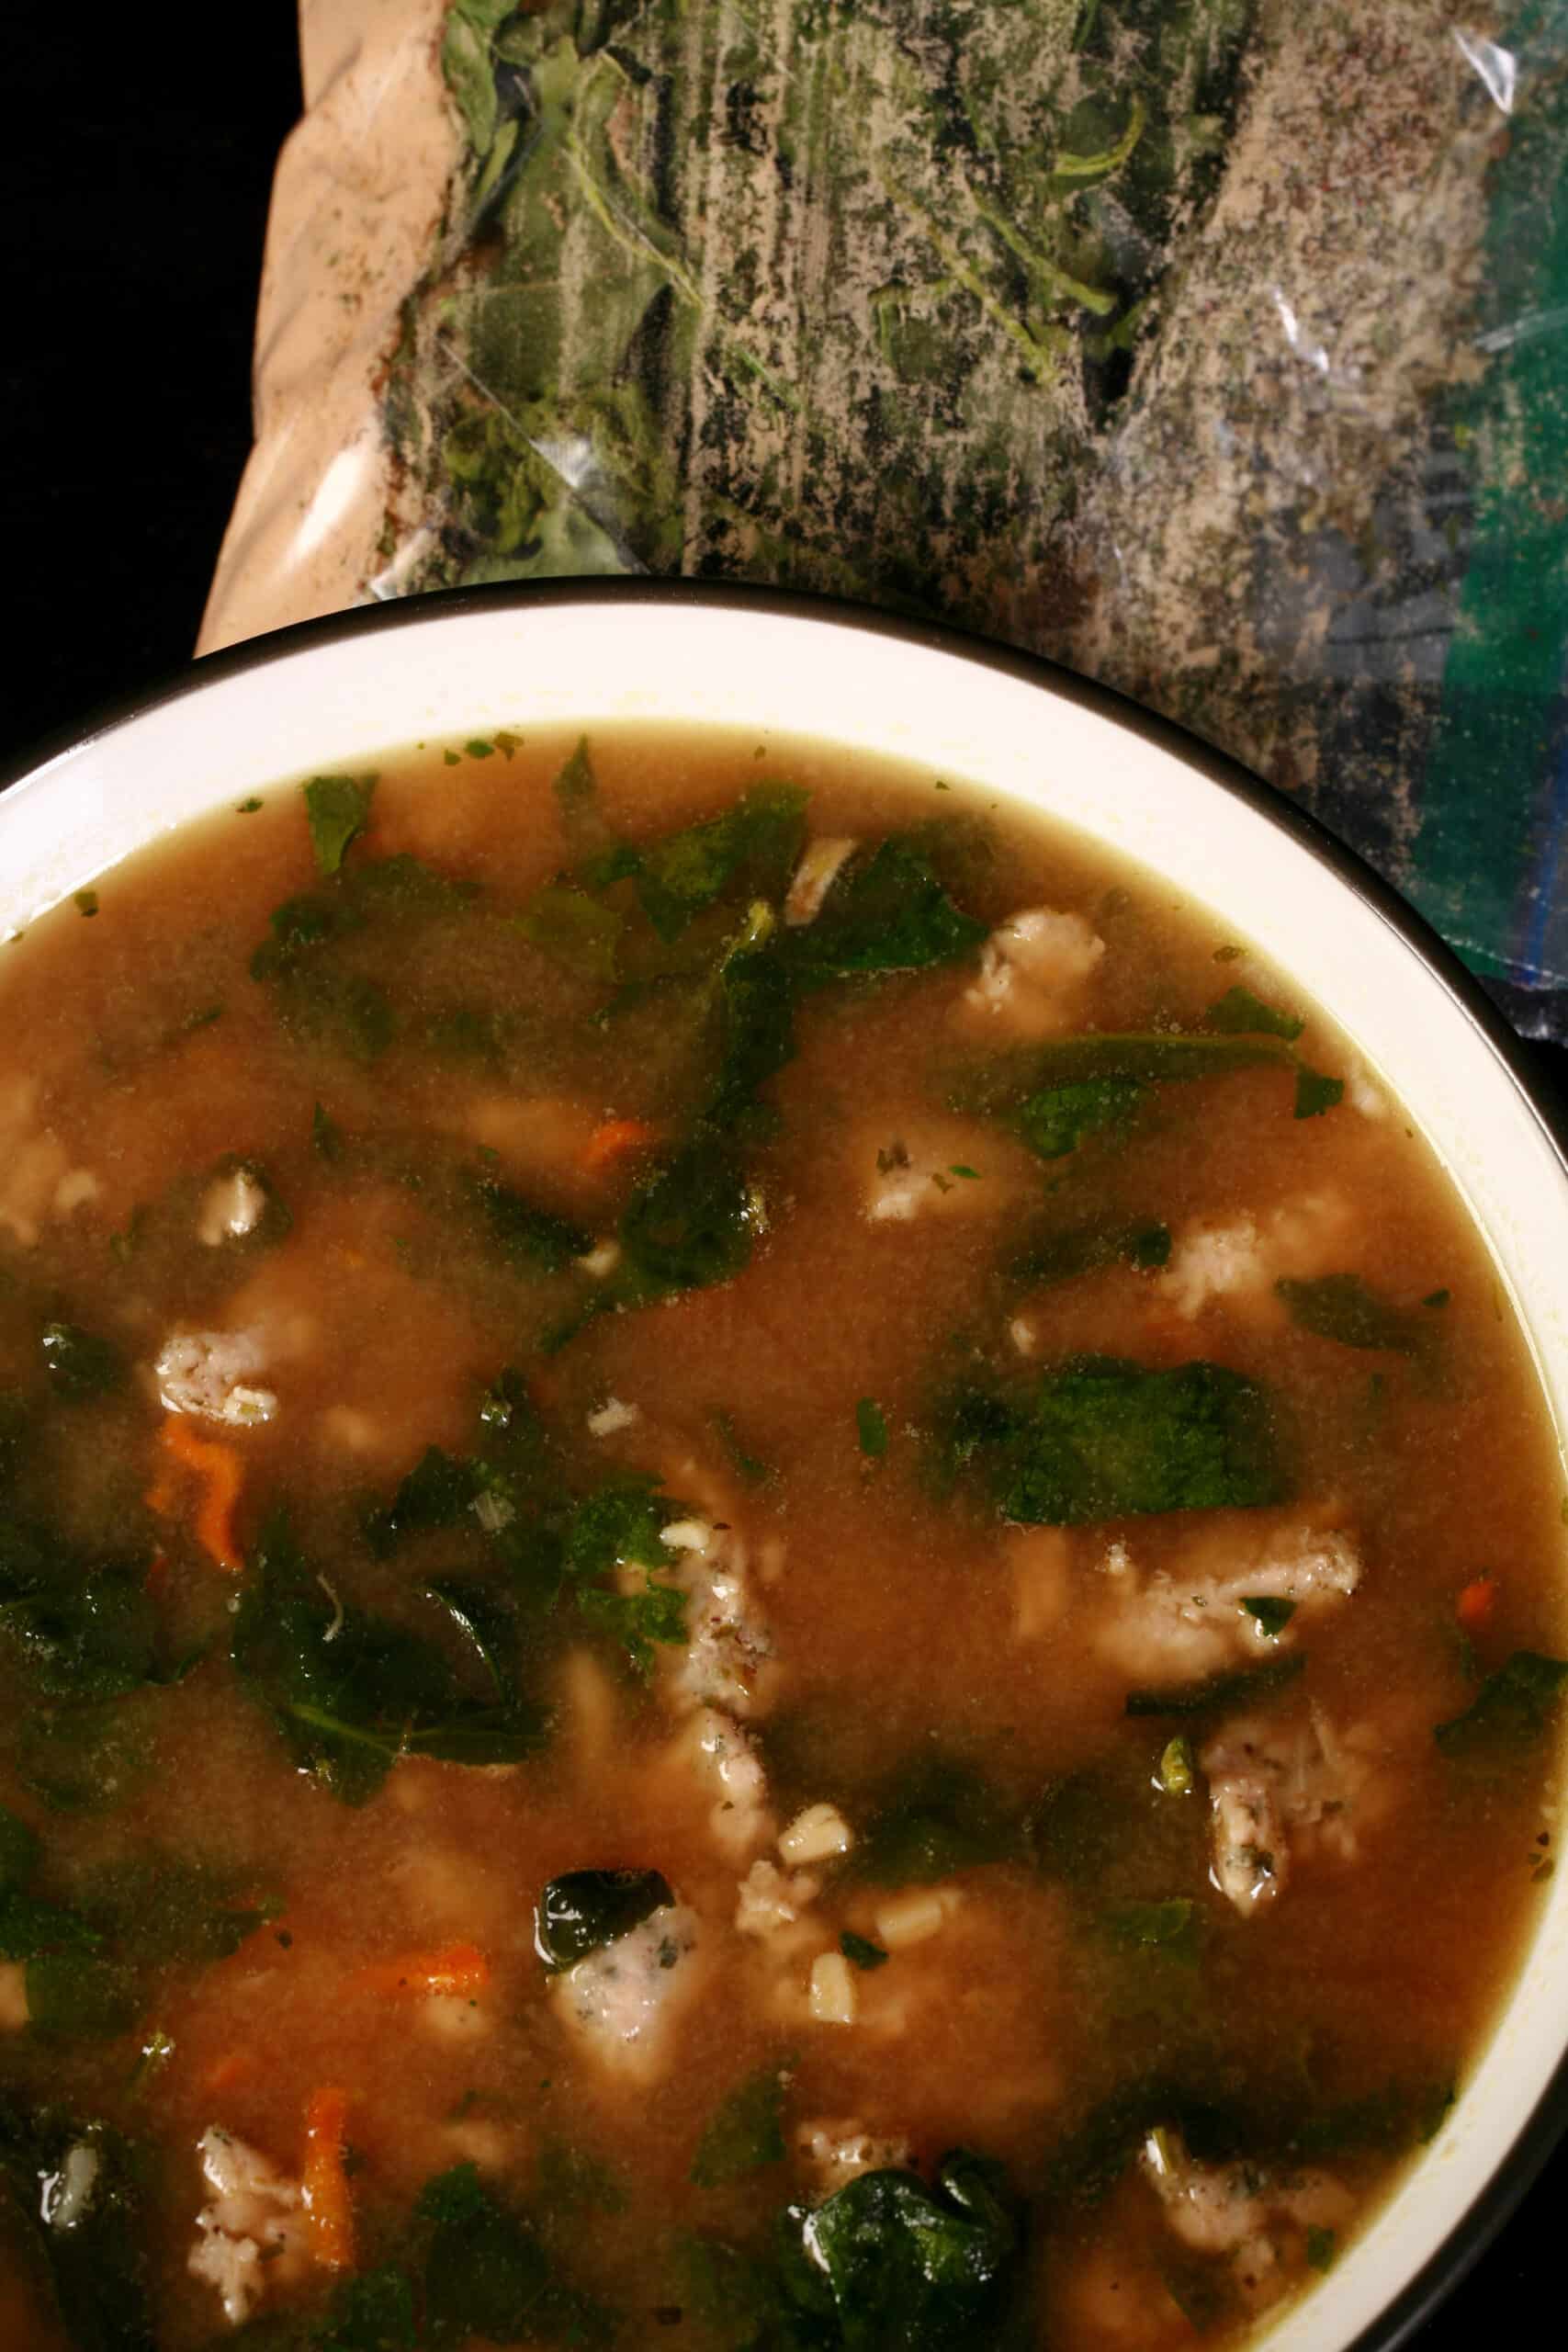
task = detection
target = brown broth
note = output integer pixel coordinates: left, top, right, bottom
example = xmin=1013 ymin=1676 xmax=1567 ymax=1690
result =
xmin=0 ymin=726 xmax=1562 ymax=2352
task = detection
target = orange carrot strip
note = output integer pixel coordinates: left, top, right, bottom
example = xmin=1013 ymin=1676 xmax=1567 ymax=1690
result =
xmin=1457 ymin=1577 xmax=1497 ymax=1633
xmin=301 ymin=2086 xmax=355 ymax=2273
xmin=352 ymin=1940 xmax=491 ymax=1999
xmin=150 ymin=1417 xmax=244 ymax=1572
xmin=581 ymin=1116 xmax=659 ymax=1171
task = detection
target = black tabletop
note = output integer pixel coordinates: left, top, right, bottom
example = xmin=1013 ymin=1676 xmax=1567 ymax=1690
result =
xmin=1 ymin=13 xmax=1562 ymax=2348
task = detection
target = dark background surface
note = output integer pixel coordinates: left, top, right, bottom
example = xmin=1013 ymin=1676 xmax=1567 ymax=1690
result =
xmin=1 ymin=11 xmax=1563 ymax=2349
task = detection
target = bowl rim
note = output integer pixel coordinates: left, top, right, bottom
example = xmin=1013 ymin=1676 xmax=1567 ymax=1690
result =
xmin=4 ymin=572 xmax=1567 ymax=2347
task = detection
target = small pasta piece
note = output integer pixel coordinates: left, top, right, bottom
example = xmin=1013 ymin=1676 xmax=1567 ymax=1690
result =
xmin=779 ymin=1804 xmax=853 ymax=1866
xmin=874 ymin=1885 xmax=964 ymax=1951
xmin=807 ymin=1951 xmax=858 ymax=2025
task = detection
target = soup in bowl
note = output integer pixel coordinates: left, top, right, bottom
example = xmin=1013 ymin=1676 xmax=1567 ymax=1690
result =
xmin=0 ymin=585 xmax=1563 ymax=2352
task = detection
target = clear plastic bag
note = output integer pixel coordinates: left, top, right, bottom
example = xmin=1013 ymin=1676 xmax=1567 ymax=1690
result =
xmin=202 ymin=1 xmax=1568 ymax=1032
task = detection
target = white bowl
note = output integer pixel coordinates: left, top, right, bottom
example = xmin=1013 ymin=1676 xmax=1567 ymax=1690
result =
xmin=3 ymin=582 xmax=1565 ymax=2348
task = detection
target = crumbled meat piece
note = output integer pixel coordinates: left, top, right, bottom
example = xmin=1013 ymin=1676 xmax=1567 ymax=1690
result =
xmin=689 ymin=1707 xmax=773 ymax=1858
xmin=587 ymin=1396 xmax=640 ymax=1436
xmin=736 ymin=1857 xmax=820 ymax=1937
xmin=1141 ymin=2126 xmax=1353 ymax=2306
xmin=154 ymin=1330 xmax=276 ymax=1426
xmin=422 ymin=1992 xmax=491 ymax=2039
xmin=0 ymin=1076 xmax=99 ymax=1247
xmin=1158 ymin=1214 xmax=1267 ymax=1318
xmin=1158 ymin=1193 xmax=1356 ymax=1320
xmin=1345 ymin=1061 xmax=1387 ymax=1119
xmin=861 ymin=1122 xmax=1000 ymax=1223
xmin=187 ymin=2127 xmax=307 ymax=2327
xmin=1205 ymin=1758 xmax=1287 ymax=1913
xmin=960 ymin=908 xmax=1104 ymax=1036
xmin=552 ymin=1905 xmax=705 ymax=2083
xmin=660 ymin=1517 xmax=778 ymax=1719
xmin=1091 ymin=1519 xmax=1360 ymax=1684
xmin=1201 ymin=1705 xmax=1399 ymax=1915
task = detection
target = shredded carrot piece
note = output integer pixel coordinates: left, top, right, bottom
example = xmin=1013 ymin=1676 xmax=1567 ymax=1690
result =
xmin=1457 ymin=1577 xmax=1497 ymax=1633
xmin=148 ymin=1417 xmax=244 ymax=1571
xmin=581 ymin=1116 xmax=659 ymax=1171
xmin=143 ymin=1549 xmax=172 ymax=1602
xmin=351 ymin=1940 xmax=491 ymax=1999
xmin=301 ymin=2086 xmax=355 ymax=2272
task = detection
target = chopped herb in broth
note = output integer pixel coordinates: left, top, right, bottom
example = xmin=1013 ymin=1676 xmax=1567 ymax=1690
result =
xmin=0 ymin=727 xmax=1562 ymax=2352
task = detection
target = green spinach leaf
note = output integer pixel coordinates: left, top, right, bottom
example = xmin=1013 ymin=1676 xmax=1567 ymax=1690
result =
xmin=0 ymin=1802 xmax=40 ymax=1891
xmin=534 ymin=2141 xmax=628 ymax=2218
xmin=628 ymin=785 xmax=808 ymax=940
xmin=855 ymin=1758 xmax=1029 ymax=1884
xmin=692 ymin=2064 xmax=790 ymax=2188
xmin=39 ymin=1324 xmax=125 ymax=1401
xmin=574 ymin=1578 xmax=688 ymax=1675
xmin=351 ymin=854 xmax=478 ymax=918
xmin=1101 ymin=1899 xmax=1201 ymax=1962
xmin=706 ymin=922 xmax=798 ymax=1131
xmin=13 ymin=1697 xmax=156 ymax=1817
xmin=232 ymin=1514 xmax=547 ymax=1804
xmin=0 ymin=2106 xmax=153 ymax=2352
xmin=1010 ymin=1219 xmax=1170 ymax=1290
xmin=680 ymin=2233 xmax=806 ymax=2352
xmin=856 ymin=1400 xmax=889 ymax=1460
xmin=781 ymin=2149 xmax=1022 ymax=2351
xmin=619 ymin=1137 xmax=759 ymax=1296
xmin=1204 ymin=985 xmax=1303 ymax=1041
xmin=957 ymin=1030 xmax=1341 ymax=1132
xmin=0 ymin=1892 xmax=101 ymax=1965
xmin=1435 ymin=1651 xmax=1568 ymax=1758
xmin=1240 ymin=1596 xmax=1296 ymax=1638
xmin=311 ymin=2268 xmax=420 ymax=2351
xmin=304 ymin=775 xmax=376 ymax=876
xmin=473 ymin=1177 xmax=593 ymax=1274
xmin=364 ymin=1401 xmax=687 ymax=1679
xmin=788 ymin=840 xmax=987 ymax=983
xmin=1012 ymin=1077 xmax=1145 ymax=1160
xmin=534 ymin=1869 xmax=673 ymax=1971
xmin=565 ymin=1482 xmax=690 ymax=1672
xmin=1276 ymin=1274 xmax=1427 ymax=1355
xmin=516 ymin=883 xmax=623 ymax=978
xmin=0 ymin=1520 xmax=160 ymax=1702
xmin=944 ymin=1356 xmax=1288 ymax=1526
xmin=10 ymin=1853 xmax=278 ymax=2038
xmin=1293 ymin=1067 xmax=1345 ymax=1120
xmin=418 ymin=2163 xmax=612 ymax=2346
xmin=365 ymin=1445 xmax=486 ymax=1556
